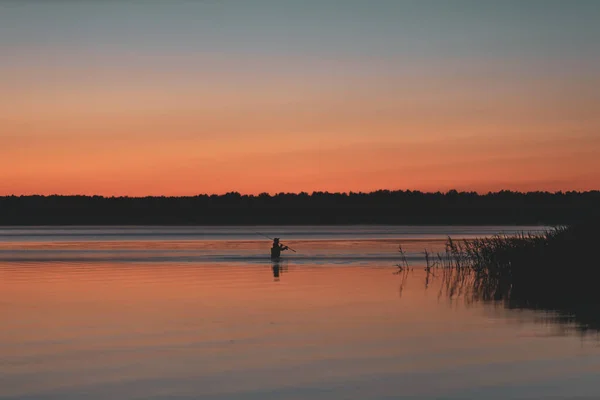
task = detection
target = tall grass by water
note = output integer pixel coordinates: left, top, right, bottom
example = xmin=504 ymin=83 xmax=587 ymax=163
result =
xmin=406 ymin=220 xmax=600 ymax=332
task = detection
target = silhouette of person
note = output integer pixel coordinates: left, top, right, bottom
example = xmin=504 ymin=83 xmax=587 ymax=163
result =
xmin=270 ymin=238 xmax=288 ymax=259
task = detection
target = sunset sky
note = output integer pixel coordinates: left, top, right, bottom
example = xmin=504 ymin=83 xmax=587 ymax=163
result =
xmin=1 ymin=0 xmax=599 ymax=195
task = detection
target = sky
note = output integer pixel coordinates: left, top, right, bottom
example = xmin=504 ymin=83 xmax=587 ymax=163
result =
xmin=1 ymin=0 xmax=599 ymax=196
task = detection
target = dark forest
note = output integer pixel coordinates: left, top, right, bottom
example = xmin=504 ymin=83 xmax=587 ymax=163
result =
xmin=1 ymin=190 xmax=598 ymax=225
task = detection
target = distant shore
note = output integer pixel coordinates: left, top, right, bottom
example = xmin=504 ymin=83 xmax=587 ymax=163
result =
xmin=1 ymin=191 xmax=598 ymax=226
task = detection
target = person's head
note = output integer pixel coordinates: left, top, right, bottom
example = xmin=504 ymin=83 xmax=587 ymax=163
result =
xmin=273 ymin=238 xmax=280 ymax=244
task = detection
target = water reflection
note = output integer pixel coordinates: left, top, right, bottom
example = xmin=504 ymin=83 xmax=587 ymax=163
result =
xmin=272 ymin=262 xmax=280 ymax=281
xmin=2 ymin=261 xmax=600 ymax=399
xmin=271 ymin=261 xmax=290 ymax=281
xmin=404 ymin=265 xmax=600 ymax=336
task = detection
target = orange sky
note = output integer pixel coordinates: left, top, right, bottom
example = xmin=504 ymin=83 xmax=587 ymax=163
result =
xmin=2 ymin=2 xmax=599 ymax=195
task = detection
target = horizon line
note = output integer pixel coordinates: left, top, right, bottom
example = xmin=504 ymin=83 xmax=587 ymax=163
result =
xmin=2 ymin=189 xmax=599 ymax=198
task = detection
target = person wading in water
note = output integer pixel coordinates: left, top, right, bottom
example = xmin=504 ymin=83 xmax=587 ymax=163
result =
xmin=270 ymin=238 xmax=289 ymax=260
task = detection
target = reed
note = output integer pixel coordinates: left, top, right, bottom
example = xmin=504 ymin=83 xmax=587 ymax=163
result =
xmin=397 ymin=220 xmax=600 ymax=332
xmin=443 ymin=221 xmax=600 ymax=332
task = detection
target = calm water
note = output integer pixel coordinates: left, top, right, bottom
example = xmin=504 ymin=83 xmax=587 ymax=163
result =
xmin=2 ymin=226 xmax=599 ymax=400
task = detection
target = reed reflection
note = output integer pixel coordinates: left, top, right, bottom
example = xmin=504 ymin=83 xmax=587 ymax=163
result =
xmin=399 ymin=250 xmax=600 ymax=336
xmin=393 ymin=220 xmax=600 ymax=335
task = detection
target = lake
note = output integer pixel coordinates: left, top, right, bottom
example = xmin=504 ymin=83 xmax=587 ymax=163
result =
xmin=2 ymin=226 xmax=599 ymax=400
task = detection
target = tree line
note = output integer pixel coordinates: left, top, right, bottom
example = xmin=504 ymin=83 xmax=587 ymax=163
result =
xmin=0 ymin=190 xmax=598 ymax=225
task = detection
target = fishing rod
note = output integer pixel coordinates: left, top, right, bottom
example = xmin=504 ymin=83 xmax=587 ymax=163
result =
xmin=254 ymin=232 xmax=297 ymax=253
